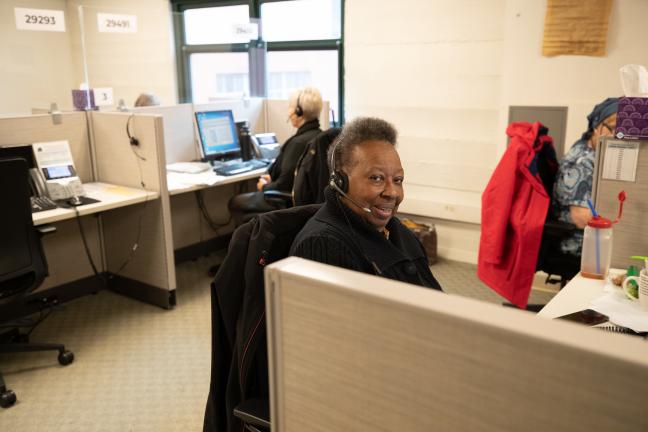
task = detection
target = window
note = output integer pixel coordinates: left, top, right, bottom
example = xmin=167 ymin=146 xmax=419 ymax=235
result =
xmin=261 ymin=0 xmax=341 ymax=42
xmin=190 ymin=53 xmax=250 ymax=102
xmin=172 ymin=0 xmax=344 ymax=124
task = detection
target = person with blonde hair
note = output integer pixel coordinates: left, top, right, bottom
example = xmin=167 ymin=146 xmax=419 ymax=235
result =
xmin=229 ymin=86 xmax=323 ymax=224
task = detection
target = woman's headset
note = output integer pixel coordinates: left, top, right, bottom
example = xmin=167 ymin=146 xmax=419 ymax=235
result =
xmin=328 ymin=137 xmax=348 ymax=193
xmin=294 ymin=91 xmax=304 ymax=117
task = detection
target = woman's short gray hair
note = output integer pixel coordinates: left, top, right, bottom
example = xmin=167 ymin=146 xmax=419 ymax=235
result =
xmin=328 ymin=117 xmax=398 ymax=172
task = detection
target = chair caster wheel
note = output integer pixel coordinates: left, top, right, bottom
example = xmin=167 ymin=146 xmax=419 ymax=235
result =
xmin=1 ymin=389 xmax=16 ymax=408
xmin=58 ymin=350 xmax=74 ymax=366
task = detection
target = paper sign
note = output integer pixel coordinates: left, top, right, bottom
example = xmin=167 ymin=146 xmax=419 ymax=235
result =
xmin=93 ymin=87 xmax=114 ymax=106
xmin=602 ymin=141 xmax=639 ymax=182
xmin=232 ymin=22 xmax=258 ymax=40
xmin=97 ymin=13 xmax=137 ymax=33
xmin=15 ymin=7 xmax=66 ymax=32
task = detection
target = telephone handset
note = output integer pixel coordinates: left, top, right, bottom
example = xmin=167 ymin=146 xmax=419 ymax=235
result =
xmin=29 ymin=168 xmax=50 ymax=198
xmin=250 ymin=135 xmax=262 ymax=159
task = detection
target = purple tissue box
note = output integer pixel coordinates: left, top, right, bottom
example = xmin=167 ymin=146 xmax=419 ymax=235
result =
xmin=71 ymin=89 xmax=98 ymax=111
xmin=615 ymin=97 xmax=648 ymax=140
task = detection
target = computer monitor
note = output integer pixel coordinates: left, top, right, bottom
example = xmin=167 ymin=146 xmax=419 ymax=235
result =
xmin=195 ymin=110 xmax=241 ymax=161
xmin=0 ymin=145 xmax=36 ymax=168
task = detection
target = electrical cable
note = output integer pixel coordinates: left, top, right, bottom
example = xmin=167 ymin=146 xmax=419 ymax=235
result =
xmin=107 ymin=135 xmax=150 ymax=280
xmin=74 ymin=206 xmax=104 ymax=284
xmin=194 ymin=190 xmax=232 ymax=234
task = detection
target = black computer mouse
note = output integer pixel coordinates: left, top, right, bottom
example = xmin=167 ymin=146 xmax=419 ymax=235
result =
xmin=68 ymin=196 xmax=83 ymax=206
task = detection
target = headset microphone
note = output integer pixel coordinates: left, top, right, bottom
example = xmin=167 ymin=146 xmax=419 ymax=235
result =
xmin=329 ymin=178 xmax=372 ymax=214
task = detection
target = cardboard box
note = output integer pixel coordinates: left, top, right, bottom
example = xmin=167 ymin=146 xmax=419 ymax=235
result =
xmin=615 ymin=97 xmax=648 ymax=140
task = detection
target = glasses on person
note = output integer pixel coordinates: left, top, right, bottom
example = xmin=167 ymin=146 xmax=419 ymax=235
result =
xmin=601 ymin=122 xmax=615 ymax=135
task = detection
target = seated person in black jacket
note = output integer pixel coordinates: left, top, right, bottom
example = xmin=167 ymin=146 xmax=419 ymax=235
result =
xmin=228 ymin=87 xmax=323 ymax=225
xmin=290 ymin=117 xmax=442 ymax=290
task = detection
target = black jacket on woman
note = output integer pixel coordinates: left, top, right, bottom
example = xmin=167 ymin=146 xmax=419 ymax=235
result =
xmin=289 ymin=186 xmax=442 ymax=290
xmin=264 ymin=118 xmax=321 ymax=192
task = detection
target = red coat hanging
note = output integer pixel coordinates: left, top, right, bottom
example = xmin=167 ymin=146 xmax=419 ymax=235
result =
xmin=477 ymin=122 xmax=555 ymax=309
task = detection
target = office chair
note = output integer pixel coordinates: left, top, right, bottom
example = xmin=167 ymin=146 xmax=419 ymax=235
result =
xmin=0 ymin=158 xmax=74 ymax=408
xmin=292 ymin=127 xmax=341 ymax=206
xmin=203 ymin=204 xmax=321 ymax=432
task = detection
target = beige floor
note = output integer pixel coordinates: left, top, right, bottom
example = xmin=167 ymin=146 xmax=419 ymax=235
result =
xmin=0 ymin=256 xmax=556 ymax=431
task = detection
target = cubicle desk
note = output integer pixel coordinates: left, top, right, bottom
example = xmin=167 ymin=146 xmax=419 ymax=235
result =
xmin=167 ymin=168 xmax=267 ymax=262
xmin=32 ymin=182 xmax=158 ymax=226
xmin=537 ymin=273 xmax=607 ymax=319
xmin=167 ymin=168 xmax=266 ymax=196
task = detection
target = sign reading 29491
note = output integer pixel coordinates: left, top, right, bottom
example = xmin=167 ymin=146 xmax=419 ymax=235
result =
xmin=15 ymin=8 xmax=66 ymax=32
xmin=98 ymin=13 xmax=137 ymax=34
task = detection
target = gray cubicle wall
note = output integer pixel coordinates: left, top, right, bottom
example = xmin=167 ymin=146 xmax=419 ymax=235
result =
xmin=508 ymin=105 xmax=568 ymax=156
xmin=593 ymin=138 xmax=648 ymax=269
xmin=265 ymin=257 xmax=648 ymax=432
xmin=0 ymin=113 xmax=102 ymax=290
xmin=90 ymin=112 xmax=176 ymax=308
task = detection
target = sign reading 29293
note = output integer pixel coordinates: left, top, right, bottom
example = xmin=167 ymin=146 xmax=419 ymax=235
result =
xmin=15 ymin=8 xmax=66 ymax=32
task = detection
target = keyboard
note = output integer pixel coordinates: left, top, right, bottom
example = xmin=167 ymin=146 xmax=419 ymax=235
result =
xmin=214 ymin=159 xmax=269 ymax=176
xmin=31 ymin=196 xmax=58 ymax=213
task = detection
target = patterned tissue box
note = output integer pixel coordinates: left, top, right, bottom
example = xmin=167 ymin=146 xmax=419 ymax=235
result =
xmin=615 ymin=97 xmax=648 ymax=140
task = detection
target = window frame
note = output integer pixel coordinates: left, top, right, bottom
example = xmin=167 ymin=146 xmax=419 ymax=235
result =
xmin=171 ymin=0 xmax=345 ymax=124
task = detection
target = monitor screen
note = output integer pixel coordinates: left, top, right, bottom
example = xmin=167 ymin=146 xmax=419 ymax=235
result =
xmin=0 ymin=145 xmax=36 ymax=168
xmin=195 ymin=110 xmax=240 ymax=160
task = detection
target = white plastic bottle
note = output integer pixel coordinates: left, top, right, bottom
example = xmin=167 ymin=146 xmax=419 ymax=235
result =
xmin=580 ymin=216 xmax=613 ymax=279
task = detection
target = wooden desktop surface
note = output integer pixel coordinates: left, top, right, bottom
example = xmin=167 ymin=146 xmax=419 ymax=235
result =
xmin=32 ymin=182 xmax=158 ymax=226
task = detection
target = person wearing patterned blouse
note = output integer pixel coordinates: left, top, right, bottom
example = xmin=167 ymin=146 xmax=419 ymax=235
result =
xmin=552 ymin=98 xmax=618 ymax=255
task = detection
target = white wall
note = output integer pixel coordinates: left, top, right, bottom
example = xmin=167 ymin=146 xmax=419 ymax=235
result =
xmin=499 ymin=0 xmax=648 ymax=156
xmin=0 ymin=0 xmax=77 ymax=115
xmin=345 ymin=0 xmax=648 ymax=263
xmin=345 ymin=0 xmax=505 ymax=262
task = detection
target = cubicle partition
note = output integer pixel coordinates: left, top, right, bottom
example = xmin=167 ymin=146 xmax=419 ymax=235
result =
xmin=134 ymin=104 xmax=197 ymax=164
xmin=0 ymin=113 xmax=102 ymax=291
xmin=594 ymin=138 xmax=648 ymax=269
xmin=265 ymin=257 xmax=648 ymax=432
xmin=90 ymin=112 xmax=176 ymax=307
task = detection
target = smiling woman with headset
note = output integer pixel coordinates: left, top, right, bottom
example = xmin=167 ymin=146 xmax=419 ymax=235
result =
xmin=228 ymin=86 xmax=323 ymax=225
xmin=289 ymin=117 xmax=442 ymax=290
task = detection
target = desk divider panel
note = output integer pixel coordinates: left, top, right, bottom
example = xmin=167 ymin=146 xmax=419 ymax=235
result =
xmin=90 ymin=112 xmax=176 ymax=307
xmin=594 ymin=138 xmax=648 ymax=269
xmin=265 ymin=258 xmax=648 ymax=432
xmin=0 ymin=112 xmax=103 ymax=290
xmin=265 ymin=100 xmax=330 ymax=145
xmin=0 ymin=112 xmax=93 ymax=182
xmin=195 ymin=98 xmax=266 ymax=135
xmin=134 ymin=103 xmax=197 ymax=164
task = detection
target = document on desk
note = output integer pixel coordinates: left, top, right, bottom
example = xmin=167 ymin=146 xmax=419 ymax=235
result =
xmin=590 ymin=292 xmax=648 ymax=332
xmin=167 ymin=171 xmax=219 ymax=187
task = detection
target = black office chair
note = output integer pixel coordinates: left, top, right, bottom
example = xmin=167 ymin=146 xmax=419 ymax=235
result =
xmin=0 ymin=158 xmax=74 ymax=408
xmin=292 ymin=127 xmax=341 ymax=206
xmin=203 ymin=204 xmax=321 ymax=432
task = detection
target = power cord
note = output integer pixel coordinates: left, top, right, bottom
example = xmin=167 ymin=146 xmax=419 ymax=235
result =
xmin=107 ymin=128 xmax=150 ymax=279
xmin=194 ymin=190 xmax=232 ymax=234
